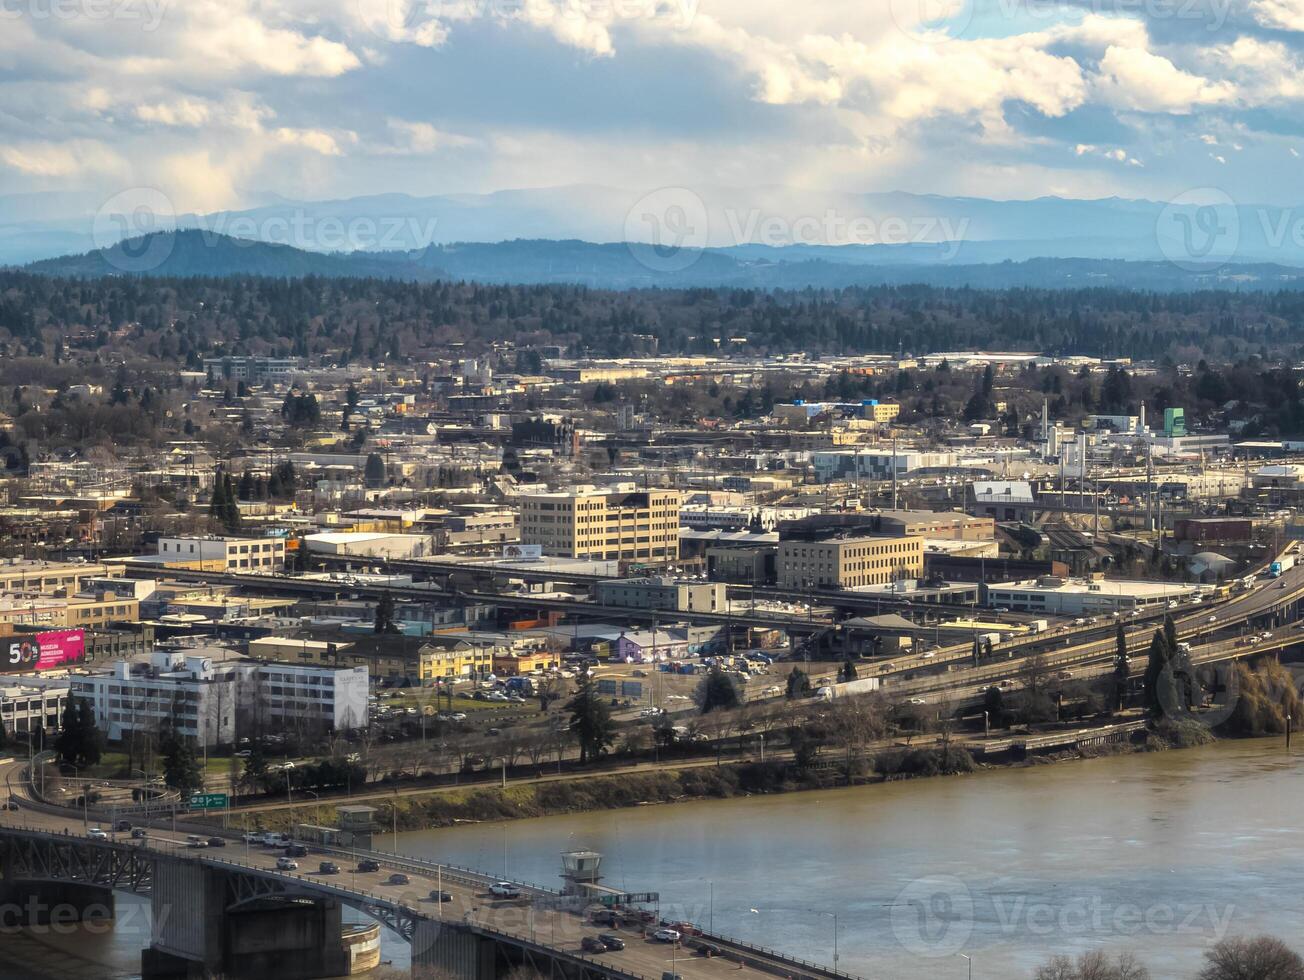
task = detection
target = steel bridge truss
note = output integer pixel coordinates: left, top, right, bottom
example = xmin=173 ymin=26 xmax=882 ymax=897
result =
xmin=0 ymin=830 xmax=153 ymax=894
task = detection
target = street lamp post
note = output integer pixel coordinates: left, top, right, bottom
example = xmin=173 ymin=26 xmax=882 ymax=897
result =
xmin=818 ymin=911 xmax=839 ymax=973
xmin=957 ymin=953 xmax=972 ymax=980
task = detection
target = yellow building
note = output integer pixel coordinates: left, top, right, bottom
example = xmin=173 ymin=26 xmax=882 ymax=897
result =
xmin=519 ymin=488 xmax=680 ymax=562
xmin=865 ymin=402 xmax=901 ymax=423
xmin=0 ymin=560 xmax=124 ymax=594
xmin=777 ymin=535 xmax=923 ymax=589
xmin=415 ymin=637 xmax=495 ymax=680
xmin=493 ymin=650 xmax=560 ymax=676
xmin=0 ymin=591 xmax=139 ymax=630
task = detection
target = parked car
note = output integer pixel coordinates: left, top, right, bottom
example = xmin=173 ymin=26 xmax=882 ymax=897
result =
xmin=319 ymin=862 xmax=340 ymax=875
xmin=489 ymin=881 xmax=521 ymax=898
xmin=653 ymin=928 xmax=681 ymax=943
xmin=389 ymin=873 xmax=411 ymax=885
xmin=582 ymin=937 xmax=608 ymax=953
xmin=87 ymin=828 xmax=108 ymax=841
xmin=276 ymin=857 xmax=299 ymax=871
xmin=357 ymin=859 xmax=381 ymax=873
xmin=598 ymin=934 xmax=626 ymax=951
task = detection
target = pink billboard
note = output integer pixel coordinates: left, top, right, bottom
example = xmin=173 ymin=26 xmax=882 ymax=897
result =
xmin=2 ymin=629 xmax=85 ymax=674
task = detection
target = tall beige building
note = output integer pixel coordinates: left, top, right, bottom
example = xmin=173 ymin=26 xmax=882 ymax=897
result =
xmin=777 ymin=535 xmax=923 ymax=589
xmin=519 ymin=489 xmax=680 ymax=562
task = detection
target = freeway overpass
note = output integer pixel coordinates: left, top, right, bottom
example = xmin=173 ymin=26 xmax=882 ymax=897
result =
xmin=119 ymin=566 xmax=835 ymax=633
xmin=887 ymin=557 xmax=1304 ymax=706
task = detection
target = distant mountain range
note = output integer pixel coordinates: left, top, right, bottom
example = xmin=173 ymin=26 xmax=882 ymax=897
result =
xmin=9 ymin=183 xmax=1304 ymax=291
xmin=22 ymin=229 xmax=1304 ymax=292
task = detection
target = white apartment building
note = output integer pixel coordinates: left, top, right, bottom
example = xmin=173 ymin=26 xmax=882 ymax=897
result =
xmin=67 ymin=650 xmax=367 ymax=747
xmin=253 ymin=662 xmax=369 ymax=734
xmin=0 ymin=682 xmax=68 ymax=737
xmin=157 ymin=536 xmax=286 ymax=572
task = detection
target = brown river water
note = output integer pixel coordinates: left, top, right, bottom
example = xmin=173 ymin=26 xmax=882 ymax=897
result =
xmin=12 ymin=738 xmax=1304 ymax=980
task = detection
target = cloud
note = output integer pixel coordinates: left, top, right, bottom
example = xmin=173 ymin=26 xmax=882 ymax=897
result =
xmin=1093 ymin=45 xmax=1234 ymax=113
xmin=381 ymin=119 xmax=477 ymax=155
xmin=0 ymin=139 xmax=125 ymax=177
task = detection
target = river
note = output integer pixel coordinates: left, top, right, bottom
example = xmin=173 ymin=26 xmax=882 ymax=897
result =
xmin=15 ymin=738 xmax=1304 ymax=980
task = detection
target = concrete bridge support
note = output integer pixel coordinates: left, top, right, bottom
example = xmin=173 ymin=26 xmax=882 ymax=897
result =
xmin=412 ymin=920 xmax=497 ymax=980
xmin=141 ymin=857 xmax=351 ymax=980
xmin=0 ymin=880 xmax=115 ymax=928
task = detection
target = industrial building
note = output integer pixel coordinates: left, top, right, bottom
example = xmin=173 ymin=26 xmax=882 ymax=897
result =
xmin=594 ymin=577 xmax=727 ymax=613
xmin=982 ymin=576 xmax=1200 ymax=615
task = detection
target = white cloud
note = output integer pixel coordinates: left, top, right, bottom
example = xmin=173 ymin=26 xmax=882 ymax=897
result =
xmin=1094 ymin=45 xmax=1234 ymax=114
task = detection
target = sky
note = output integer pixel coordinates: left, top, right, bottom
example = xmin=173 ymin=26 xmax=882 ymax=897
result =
xmin=3 ymin=0 xmax=1304 ymax=221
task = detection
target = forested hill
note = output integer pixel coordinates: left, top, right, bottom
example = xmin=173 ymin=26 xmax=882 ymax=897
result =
xmin=20 ymin=231 xmax=1304 ymax=293
xmin=4 ymin=271 xmax=1304 ymax=368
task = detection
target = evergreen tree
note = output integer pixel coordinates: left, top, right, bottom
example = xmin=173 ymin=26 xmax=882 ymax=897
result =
xmin=159 ymin=725 xmax=203 ymax=796
xmin=374 ymin=591 xmax=400 ymax=634
xmin=1113 ymin=623 xmax=1131 ymax=711
xmin=697 ymin=666 xmax=741 ymax=714
xmin=785 ymin=666 xmax=812 ymax=699
xmin=566 ymin=676 xmax=616 ymax=763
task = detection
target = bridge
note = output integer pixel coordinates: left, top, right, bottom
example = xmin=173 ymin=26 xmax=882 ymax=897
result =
xmin=0 ymin=805 xmax=863 ymax=980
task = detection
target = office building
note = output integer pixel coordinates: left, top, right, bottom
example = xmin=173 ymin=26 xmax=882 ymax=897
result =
xmin=157 ymin=536 xmax=285 ymax=572
xmin=519 ymin=488 xmax=680 ymax=562
xmin=777 ymin=535 xmax=923 ymax=589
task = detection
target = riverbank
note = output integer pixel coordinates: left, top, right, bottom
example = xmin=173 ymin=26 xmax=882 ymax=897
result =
xmin=248 ymin=723 xmax=1208 ymax=834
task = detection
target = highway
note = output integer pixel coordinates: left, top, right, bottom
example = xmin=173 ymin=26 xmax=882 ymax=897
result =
xmin=889 ymin=557 xmax=1304 ymax=705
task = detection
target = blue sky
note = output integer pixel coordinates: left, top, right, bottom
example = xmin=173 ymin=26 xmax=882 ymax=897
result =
xmin=3 ymin=0 xmax=1304 ymax=220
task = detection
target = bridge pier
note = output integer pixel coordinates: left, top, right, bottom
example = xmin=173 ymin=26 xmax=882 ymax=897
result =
xmin=0 ymin=880 xmax=115 ymax=928
xmin=143 ymin=856 xmax=354 ymax=980
xmin=412 ymin=921 xmax=497 ymax=980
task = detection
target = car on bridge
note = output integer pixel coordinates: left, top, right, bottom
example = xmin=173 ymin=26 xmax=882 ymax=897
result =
xmin=276 ymin=857 xmax=299 ymax=871
xmin=388 ymin=873 xmax=411 ymax=885
xmin=653 ymin=928 xmax=681 ymax=944
xmin=87 ymin=828 xmax=108 ymax=841
xmin=597 ymin=934 xmax=626 ymax=951
xmin=357 ymin=859 xmax=381 ymax=873
xmin=489 ymin=881 xmax=522 ymax=898
xmin=319 ymin=862 xmax=340 ymax=875
xmin=582 ymin=937 xmax=608 ymax=953
xmin=430 ymin=889 xmax=452 ymax=902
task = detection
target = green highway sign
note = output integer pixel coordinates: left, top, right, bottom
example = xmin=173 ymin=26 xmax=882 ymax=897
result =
xmin=189 ymin=793 xmax=228 ymax=810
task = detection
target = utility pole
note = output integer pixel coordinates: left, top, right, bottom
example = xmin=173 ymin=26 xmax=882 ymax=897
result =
xmin=891 ymin=435 xmax=898 ymax=511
